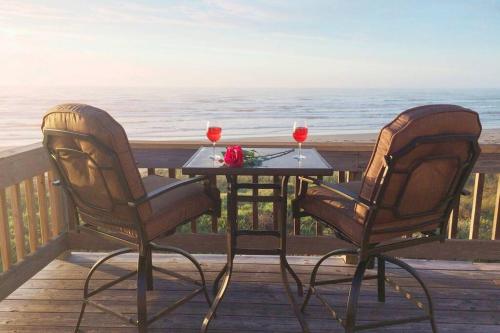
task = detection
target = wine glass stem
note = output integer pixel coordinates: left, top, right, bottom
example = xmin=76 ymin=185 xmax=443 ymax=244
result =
xmin=213 ymin=142 xmax=216 ymax=158
xmin=299 ymin=142 xmax=302 ymax=157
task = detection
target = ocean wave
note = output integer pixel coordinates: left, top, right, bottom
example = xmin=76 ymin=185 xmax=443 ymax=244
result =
xmin=0 ymin=88 xmax=499 ymax=148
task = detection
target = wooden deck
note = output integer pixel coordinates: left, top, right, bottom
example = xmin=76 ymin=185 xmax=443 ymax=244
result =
xmin=0 ymin=253 xmax=498 ymax=332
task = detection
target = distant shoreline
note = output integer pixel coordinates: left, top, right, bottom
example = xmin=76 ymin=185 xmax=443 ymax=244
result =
xmin=237 ymin=128 xmax=499 ymax=144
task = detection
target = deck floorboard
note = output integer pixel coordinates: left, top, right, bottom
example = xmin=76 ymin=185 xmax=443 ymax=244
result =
xmin=0 ymin=253 xmax=499 ymax=332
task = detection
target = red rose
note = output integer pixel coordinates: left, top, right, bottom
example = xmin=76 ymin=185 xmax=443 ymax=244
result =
xmin=224 ymin=145 xmax=244 ymax=167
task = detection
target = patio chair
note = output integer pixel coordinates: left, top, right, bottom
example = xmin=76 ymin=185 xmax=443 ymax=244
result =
xmin=41 ymin=104 xmax=221 ymax=333
xmin=293 ymin=104 xmax=481 ymax=332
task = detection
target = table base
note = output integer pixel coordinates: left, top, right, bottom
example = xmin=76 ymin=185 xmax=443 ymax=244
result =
xmin=200 ymin=175 xmax=310 ymax=333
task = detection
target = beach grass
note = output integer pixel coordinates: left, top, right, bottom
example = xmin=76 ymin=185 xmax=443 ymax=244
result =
xmin=178 ymin=172 xmax=498 ymax=240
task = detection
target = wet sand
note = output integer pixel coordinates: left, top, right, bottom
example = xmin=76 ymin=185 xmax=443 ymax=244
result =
xmin=239 ymin=128 xmax=499 ymax=144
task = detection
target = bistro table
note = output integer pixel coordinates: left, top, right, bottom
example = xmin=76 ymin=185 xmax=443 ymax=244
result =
xmin=182 ymin=147 xmax=333 ymax=333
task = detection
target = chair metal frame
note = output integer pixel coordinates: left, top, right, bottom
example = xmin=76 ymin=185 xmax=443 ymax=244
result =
xmin=294 ymin=133 xmax=480 ymax=333
xmin=43 ymin=129 xmax=219 ymax=333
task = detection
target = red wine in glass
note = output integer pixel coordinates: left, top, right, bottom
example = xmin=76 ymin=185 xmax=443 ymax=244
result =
xmin=207 ymin=126 xmax=221 ymax=142
xmin=206 ymin=121 xmax=222 ymax=159
xmin=293 ymin=121 xmax=308 ymax=159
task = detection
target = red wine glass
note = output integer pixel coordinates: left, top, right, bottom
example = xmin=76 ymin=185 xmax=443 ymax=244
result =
xmin=293 ymin=120 xmax=308 ymax=160
xmin=206 ymin=121 xmax=222 ymax=160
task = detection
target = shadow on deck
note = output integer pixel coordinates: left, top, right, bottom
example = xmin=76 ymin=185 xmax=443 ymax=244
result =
xmin=0 ymin=253 xmax=499 ymax=332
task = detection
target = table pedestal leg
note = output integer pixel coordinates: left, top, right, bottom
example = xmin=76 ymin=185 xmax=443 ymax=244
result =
xmin=201 ymin=176 xmax=237 ymax=333
xmin=279 ymin=176 xmax=303 ymax=296
xmin=282 ymin=255 xmax=304 ymax=296
xmin=280 ymin=255 xmax=310 ymax=332
xmin=280 ymin=176 xmax=310 ymax=333
xmin=212 ymin=263 xmax=227 ymax=296
xmin=201 ymin=260 xmax=233 ymax=333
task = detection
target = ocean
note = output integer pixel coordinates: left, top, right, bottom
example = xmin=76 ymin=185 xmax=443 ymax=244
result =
xmin=0 ymin=87 xmax=499 ymax=149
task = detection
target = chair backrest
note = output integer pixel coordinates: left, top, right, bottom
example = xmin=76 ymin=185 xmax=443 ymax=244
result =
xmin=42 ymin=104 xmax=152 ymax=236
xmin=359 ymin=105 xmax=481 ymax=241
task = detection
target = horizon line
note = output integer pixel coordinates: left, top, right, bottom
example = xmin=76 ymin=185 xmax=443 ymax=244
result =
xmin=2 ymin=85 xmax=500 ymax=90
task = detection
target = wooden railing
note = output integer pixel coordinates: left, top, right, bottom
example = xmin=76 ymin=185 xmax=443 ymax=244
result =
xmin=1 ymin=140 xmax=499 ymax=300
xmin=0 ymin=144 xmax=68 ymax=271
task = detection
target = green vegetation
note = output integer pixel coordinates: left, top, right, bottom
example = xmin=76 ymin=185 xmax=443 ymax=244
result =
xmin=175 ymin=173 xmax=328 ymax=236
xmin=458 ymin=174 xmax=498 ymax=239
xmin=177 ymin=172 xmax=498 ymax=240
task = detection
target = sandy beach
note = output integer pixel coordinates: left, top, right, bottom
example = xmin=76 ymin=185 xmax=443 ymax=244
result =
xmin=0 ymin=128 xmax=498 ymax=153
xmin=239 ymin=128 xmax=499 ymax=145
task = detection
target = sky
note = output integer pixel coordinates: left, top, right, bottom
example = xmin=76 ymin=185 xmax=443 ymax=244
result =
xmin=1 ymin=0 xmax=500 ymax=89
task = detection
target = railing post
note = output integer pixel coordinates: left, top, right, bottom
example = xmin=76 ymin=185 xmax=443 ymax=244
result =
xmin=338 ymin=171 xmax=346 ymax=183
xmin=10 ymin=184 xmax=25 ymax=261
xmin=168 ymin=168 xmax=176 ymax=178
xmin=36 ymin=174 xmax=51 ymax=244
xmin=24 ymin=178 xmax=38 ymax=252
xmin=0 ymin=189 xmax=11 ymax=270
xmin=48 ymin=171 xmax=65 ymax=237
xmin=492 ymin=175 xmax=500 ymax=240
xmin=469 ymin=173 xmax=485 ymax=240
xmin=316 ymin=221 xmax=324 ymax=236
xmin=347 ymin=171 xmax=361 ymax=182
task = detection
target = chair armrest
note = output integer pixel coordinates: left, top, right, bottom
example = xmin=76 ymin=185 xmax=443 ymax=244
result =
xmin=128 ymin=175 xmax=209 ymax=207
xmin=297 ymin=176 xmax=372 ymax=209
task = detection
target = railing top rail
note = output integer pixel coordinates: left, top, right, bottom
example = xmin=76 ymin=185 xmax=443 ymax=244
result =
xmin=128 ymin=140 xmax=500 ymax=153
xmin=1 ymin=141 xmax=499 ymax=189
xmin=0 ymin=143 xmax=49 ymax=189
xmin=2 ymin=140 xmax=499 ymax=157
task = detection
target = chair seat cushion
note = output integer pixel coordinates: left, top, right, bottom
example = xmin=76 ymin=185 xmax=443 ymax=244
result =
xmin=299 ymin=181 xmax=443 ymax=245
xmin=299 ymin=181 xmax=367 ymax=245
xmin=141 ymin=175 xmax=219 ymax=241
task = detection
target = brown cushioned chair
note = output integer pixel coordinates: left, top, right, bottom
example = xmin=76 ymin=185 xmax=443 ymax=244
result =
xmin=42 ymin=104 xmax=221 ymax=333
xmin=293 ymin=104 xmax=481 ymax=333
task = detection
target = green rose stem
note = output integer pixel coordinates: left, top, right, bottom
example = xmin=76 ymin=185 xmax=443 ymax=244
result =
xmin=223 ymin=148 xmax=294 ymax=167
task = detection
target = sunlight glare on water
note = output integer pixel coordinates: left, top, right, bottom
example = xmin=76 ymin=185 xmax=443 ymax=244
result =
xmin=0 ymin=87 xmax=499 ymax=148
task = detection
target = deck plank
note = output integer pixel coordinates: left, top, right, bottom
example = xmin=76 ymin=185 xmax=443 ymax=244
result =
xmin=0 ymin=253 xmax=499 ymax=332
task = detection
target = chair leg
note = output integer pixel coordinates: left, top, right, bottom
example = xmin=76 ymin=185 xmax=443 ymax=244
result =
xmin=380 ymin=255 xmax=438 ymax=333
xmin=345 ymin=257 xmax=370 ymax=333
xmin=74 ymin=302 xmax=86 ymax=333
xmin=430 ymin=314 xmax=438 ymax=333
xmin=377 ymin=256 xmax=385 ymax=303
xmin=146 ymin=246 xmax=154 ymax=291
xmin=137 ymin=255 xmax=148 ymax=333
xmin=151 ymin=243 xmax=212 ymax=307
xmin=75 ymin=248 xmax=133 ymax=333
xmin=301 ymin=248 xmax=358 ymax=313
